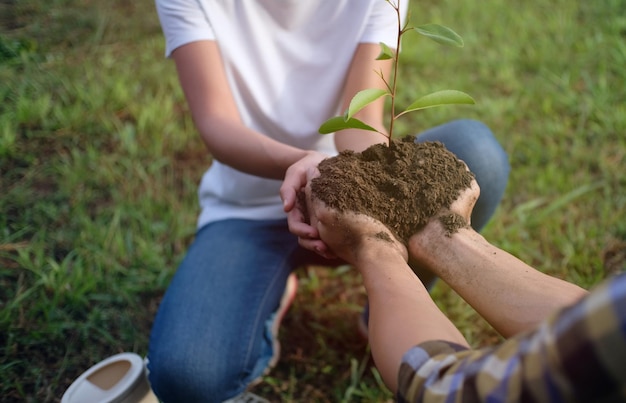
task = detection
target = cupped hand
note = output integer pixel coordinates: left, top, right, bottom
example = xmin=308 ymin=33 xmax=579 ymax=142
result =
xmin=408 ymin=175 xmax=480 ymax=266
xmin=304 ymin=183 xmax=408 ymax=265
xmin=447 ymin=175 xmax=480 ymax=225
xmin=279 ymin=151 xmax=334 ymax=257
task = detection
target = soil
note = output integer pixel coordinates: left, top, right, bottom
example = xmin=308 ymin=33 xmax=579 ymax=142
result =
xmin=310 ymin=136 xmax=474 ymax=244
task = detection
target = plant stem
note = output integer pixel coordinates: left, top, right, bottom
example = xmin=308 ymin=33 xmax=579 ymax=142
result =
xmin=387 ymin=0 xmax=404 ymax=140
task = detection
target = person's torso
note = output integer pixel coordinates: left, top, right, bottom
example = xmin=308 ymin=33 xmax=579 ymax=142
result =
xmin=156 ymin=0 xmax=404 ymax=225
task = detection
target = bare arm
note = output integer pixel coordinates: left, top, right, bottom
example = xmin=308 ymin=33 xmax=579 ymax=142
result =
xmin=409 ymin=223 xmax=588 ymax=338
xmin=310 ymin=206 xmax=468 ymax=393
xmin=406 ymin=179 xmax=588 ymax=337
xmin=172 ymin=40 xmax=318 ymax=180
xmin=354 ymin=245 xmax=468 ymax=393
xmin=308 ymin=176 xmax=588 ymax=393
xmin=334 ymin=42 xmax=392 ymax=152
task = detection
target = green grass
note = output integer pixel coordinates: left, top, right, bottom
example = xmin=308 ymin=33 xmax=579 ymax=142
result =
xmin=1 ymin=0 xmax=625 ymax=401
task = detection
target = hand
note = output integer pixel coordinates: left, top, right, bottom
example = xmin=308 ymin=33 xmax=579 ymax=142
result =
xmin=305 ymin=183 xmax=408 ymax=265
xmin=408 ymin=176 xmax=480 ymax=266
xmin=279 ymin=151 xmax=333 ymax=257
xmin=447 ymin=175 xmax=480 ymax=225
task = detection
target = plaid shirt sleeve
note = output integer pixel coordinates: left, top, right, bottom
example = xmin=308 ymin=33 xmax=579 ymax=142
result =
xmin=397 ymin=273 xmax=626 ymax=403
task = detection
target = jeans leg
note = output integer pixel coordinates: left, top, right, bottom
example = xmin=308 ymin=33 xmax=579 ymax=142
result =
xmin=415 ymin=119 xmax=510 ymax=231
xmin=147 ymin=219 xmax=299 ymax=403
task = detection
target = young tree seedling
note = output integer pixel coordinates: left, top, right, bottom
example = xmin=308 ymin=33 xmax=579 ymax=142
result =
xmin=319 ymin=0 xmax=475 ymax=140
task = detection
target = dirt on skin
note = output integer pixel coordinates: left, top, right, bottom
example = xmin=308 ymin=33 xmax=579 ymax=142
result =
xmin=310 ymin=137 xmax=474 ymax=244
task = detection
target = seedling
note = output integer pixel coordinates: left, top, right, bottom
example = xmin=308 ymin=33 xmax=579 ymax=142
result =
xmin=318 ymin=0 xmax=475 ymax=140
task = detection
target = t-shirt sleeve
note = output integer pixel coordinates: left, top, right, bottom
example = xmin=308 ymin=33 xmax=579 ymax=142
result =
xmin=359 ymin=0 xmax=409 ymax=48
xmin=155 ymin=0 xmax=216 ymax=57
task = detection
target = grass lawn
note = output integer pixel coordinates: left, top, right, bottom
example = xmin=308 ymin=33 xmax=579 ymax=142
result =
xmin=1 ymin=0 xmax=625 ymax=401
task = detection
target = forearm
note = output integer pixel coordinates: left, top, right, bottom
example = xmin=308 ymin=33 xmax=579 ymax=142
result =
xmin=196 ymin=116 xmax=311 ymax=180
xmin=335 ymin=128 xmax=388 ymax=153
xmin=356 ymin=248 xmax=468 ymax=393
xmin=399 ymin=274 xmax=626 ymax=402
xmin=172 ymin=41 xmax=313 ymax=180
xmin=410 ymin=225 xmax=588 ymax=337
xmin=334 ymin=43 xmax=392 ymax=153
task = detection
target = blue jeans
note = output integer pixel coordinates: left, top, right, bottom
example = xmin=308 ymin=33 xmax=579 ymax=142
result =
xmin=147 ymin=119 xmax=510 ymax=402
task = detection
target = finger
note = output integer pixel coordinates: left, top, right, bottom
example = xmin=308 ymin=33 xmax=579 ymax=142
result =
xmin=279 ymin=182 xmax=297 ymax=212
xmin=290 ymin=221 xmax=319 ymax=240
xmin=299 ymin=238 xmax=337 ymax=260
xmin=448 ymin=178 xmax=480 ymax=223
xmin=286 ymin=208 xmax=319 ymax=239
xmin=280 ymin=164 xmax=308 ymax=212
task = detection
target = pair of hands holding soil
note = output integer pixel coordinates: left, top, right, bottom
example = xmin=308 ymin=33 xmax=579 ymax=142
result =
xmin=288 ymin=164 xmax=480 ymax=267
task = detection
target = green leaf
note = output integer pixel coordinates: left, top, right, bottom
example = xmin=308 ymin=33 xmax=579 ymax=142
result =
xmin=345 ymin=88 xmax=388 ymax=120
xmin=403 ymin=90 xmax=475 ymax=113
xmin=376 ymin=42 xmax=394 ymax=60
xmin=413 ymin=24 xmax=464 ymax=47
xmin=318 ymin=116 xmax=379 ymax=134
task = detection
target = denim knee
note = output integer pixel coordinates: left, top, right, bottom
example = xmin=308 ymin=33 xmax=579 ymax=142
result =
xmin=147 ymin=348 xmax=245 ymax=403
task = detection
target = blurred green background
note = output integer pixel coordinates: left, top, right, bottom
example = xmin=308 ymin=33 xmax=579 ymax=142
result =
xmin=1 ymin=0 xmax=624 ymax=401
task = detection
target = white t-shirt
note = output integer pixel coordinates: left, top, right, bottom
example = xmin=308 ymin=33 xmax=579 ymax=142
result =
xmin=156 ymin=0 xmax=408 ymax=228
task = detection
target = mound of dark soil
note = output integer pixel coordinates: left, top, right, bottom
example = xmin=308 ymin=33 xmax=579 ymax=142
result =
xmin=310 ymin=137 xmax=474 ymax=243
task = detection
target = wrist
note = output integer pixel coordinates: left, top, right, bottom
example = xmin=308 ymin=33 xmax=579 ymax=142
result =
xmin=408 ymin=219 xmax=479 ymax=269
xmin=358 ymin=248 xmax=418 ymax=295
xmin=359 ymin=230 xmax=408 ymax=260
xmin=355 ymin=241 xmax=408 ymax=274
